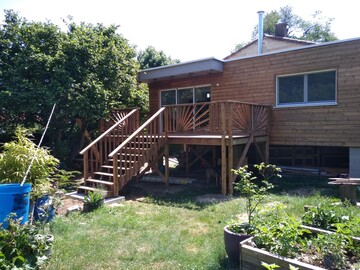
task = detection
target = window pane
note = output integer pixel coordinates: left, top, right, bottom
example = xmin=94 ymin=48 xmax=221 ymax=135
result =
xmin=161 ymin=90 xmax=176 ymax=106
xmin=308 ymin=71 xmax=336 ymax=102
xmin=178 ymin=88 xmax=193 ymax=104
xmin=195 ymin=86 xmax=211 ymax=102
xmin=278 ymin=75 xmax=304 ymax=104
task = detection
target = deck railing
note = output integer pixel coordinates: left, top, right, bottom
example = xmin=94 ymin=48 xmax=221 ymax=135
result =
xmin=108 ymin=107 xmax=167 ymax=195
xmin=80 ymin=109 xmax=139 ymax=181
xmin=163 ymin=101 xmax=271 ymax=135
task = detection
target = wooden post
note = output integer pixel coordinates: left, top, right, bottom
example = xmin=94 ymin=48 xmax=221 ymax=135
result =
xmin=164 ymin=143 xmax=169 ymax=186
xmin=339 ymin=186 xmax=357 ymax=205
xmin=228 ymin=103 xmax=234 ymax=194
xmin=221 ymin=103 xmax=227 ymax=195
xmin=83 ymin=153 xmax=88 ymax=181
xmin=113 ymin=157 xmax=119 ymax=196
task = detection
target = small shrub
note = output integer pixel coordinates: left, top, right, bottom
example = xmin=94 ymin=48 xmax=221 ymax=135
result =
xmin=254 ymin=213 xmax=307 ymax=258
xmin=231 ymin=163 xmax=281 ymax=232
xmin=301 ymin=200 xmax=350 ymax=230
xmin=0 ymin=215 xmax=53 ymax=269
xmin=83 ymin=191 xmax=105 ymax=212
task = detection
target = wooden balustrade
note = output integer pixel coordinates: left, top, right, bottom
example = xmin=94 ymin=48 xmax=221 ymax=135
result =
xmin=163 ymin=101 xmax=270 ymax=136
xmin=80 ymin=109 xmax=139 ymax=181
xmin=109 ymin=107 xmax=166 ymax=195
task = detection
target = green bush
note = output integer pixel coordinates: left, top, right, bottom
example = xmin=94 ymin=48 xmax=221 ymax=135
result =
xmin=253 ymin=213 xmax=307 ymax=258
xmin=83 ymin=191 xmax=105 ymax=212
xmin=301 ymin=200 xmax=350 ymax=230
xmin=0 ymin=127 xmax=59 ymax=200
xmin=0 ymin=216 xmax=53 ymax=269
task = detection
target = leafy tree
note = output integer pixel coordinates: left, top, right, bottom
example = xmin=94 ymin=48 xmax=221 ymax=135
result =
xmin=137 ymin=46 xmax=180 ymax=70
xmin=251 ymin=6 xmax=337 ymax=42
xmin=0 ymin=10 xmax=147 ymax=164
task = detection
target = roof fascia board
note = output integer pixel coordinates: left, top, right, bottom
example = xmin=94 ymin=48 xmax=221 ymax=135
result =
xmin=139 ymin=58 xmax=224 ymax=82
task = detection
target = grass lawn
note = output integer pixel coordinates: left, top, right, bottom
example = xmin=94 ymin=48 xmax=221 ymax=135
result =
xmin=46 ymin=176 xmax=359 ymax=270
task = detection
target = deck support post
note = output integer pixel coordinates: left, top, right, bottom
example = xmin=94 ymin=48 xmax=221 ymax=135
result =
xmin=221 ymin=103 xmax=227 ymax=195
xmin=164 ymin=143 xmax=169 ymax=186
xmin=228 ymin=103 xmax=234 ymax=194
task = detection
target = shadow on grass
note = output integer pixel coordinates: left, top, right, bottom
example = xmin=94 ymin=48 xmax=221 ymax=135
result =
xmin=214 ymin=257 xmax=239 ymax=270
xmin=142 ymin=187 xmax=224 ymax=211
xmin=270 ymin=173 xmax=340 ymax=198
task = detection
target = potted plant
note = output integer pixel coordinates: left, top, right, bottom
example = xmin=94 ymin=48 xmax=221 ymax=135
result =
xmin=83 ymin=190 xmax=105 ymax=212
xmin=0 ymin=127 xmax=76 ymax=225
xmin=224 ymin=163 xmax=281 ymax=264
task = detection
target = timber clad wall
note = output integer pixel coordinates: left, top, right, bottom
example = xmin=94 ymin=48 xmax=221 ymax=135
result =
xmin=148 ymin=39 xmax=360 ymax=148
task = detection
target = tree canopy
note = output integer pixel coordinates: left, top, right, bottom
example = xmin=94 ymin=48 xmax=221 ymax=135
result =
xmin=252 ymin=6 xmax=337 ymax=42
xmin=0 ymin=10 xmax=148 ymax=163
xmin=137 ymin=46 xmax=180 ymax=70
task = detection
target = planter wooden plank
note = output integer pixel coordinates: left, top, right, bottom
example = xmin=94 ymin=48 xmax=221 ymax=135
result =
xmin=239 ymin=238 xmax=325 ymax=270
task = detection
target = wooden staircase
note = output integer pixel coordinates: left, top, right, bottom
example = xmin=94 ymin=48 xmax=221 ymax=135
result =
xmin=77 ymin=107 xmax=167 ymax=198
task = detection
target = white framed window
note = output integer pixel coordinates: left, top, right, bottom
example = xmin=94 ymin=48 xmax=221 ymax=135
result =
xmin=276 ymin=70 xmax=337 ymax=107
xmin=160 ymin=85 xmax=211 ymax=107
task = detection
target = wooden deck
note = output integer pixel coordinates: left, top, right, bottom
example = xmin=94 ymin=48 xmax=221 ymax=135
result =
xmin=80 ymin=101 xmax=272 ymax=196
xmin=161 ymin=101 xmax=271 ymax=194
xmin=168 ymin=133 xmax=268 ymax=145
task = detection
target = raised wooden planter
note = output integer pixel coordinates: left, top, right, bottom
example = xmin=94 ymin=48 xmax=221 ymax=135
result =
xmin=239 ymin=226 xmax=360 ymax=270
xmin=239 ymin=237 xmax=325 ymax=270
xmin=301 ymin=225 xmax=360 ymax=244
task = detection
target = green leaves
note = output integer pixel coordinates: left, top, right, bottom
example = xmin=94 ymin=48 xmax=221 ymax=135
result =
xmin=0 ymin=217 xmax=53 ymax=269
xmin=232 ymin=163 xmax=281 ymax=226
xmin=0 ymin=127 xmax=59 ymax=199
xmin=0 ymin=10 xmax=147 ymax=163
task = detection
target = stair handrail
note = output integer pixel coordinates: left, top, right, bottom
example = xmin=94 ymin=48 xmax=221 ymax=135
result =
xmin=80 ymin=108 xmax=138 ymax=155
xmin=108 ymin=107 xmax=166 ymax=158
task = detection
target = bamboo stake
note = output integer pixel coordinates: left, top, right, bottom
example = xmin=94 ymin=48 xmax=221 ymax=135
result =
xmin=21 ymin=103 xmax=56 ymax=186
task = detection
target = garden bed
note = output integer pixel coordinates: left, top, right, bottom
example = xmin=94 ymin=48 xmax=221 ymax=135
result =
xmin=239 ymin=237 xmax=325 ymax=270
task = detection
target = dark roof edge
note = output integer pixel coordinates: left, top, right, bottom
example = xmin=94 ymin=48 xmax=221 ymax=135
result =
xmin=140 ymin=57 xmax=224 ymax=73
xmin=224 ymin=37 xmax=360 ymax=63
xmin=138 ymin=57 xmax=224 ymax=83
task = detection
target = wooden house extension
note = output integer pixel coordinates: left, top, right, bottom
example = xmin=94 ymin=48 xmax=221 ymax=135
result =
xmin=139 ymin=37 xmax=360 ymax=177
xmin=78 ymin=36 xmax=360 ymax=198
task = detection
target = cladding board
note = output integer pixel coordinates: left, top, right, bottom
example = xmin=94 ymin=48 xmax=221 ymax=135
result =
xmin=148 ymin=40 xmax=360 ymax=147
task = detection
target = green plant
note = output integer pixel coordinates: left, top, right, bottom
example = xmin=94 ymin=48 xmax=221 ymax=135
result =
xmin=301 ymin=200 xmax=351 ymax=230
xmin=231 ymin=163 xmax=281 ymax=232
xmin=0 ymin=215 xmax=53 ymax=269
xmin=254 ymin=213 xmax=307 ymax=258
xmin=261 ymin=262 xmax=280 ymax=269
xmin=0 ymin=127 xmax=58 ymax=200
xmin=83 ymin=191 xmax=105 ymax=212
xmin=313 ymin=233 xmax=349 ymax=269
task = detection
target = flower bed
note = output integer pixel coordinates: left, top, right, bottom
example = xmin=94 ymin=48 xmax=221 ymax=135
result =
xmin=240 ymin=237 xmax=325 ymax=270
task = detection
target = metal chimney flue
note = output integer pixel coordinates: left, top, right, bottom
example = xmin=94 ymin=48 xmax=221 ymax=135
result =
xmin=257 ymin=11 xmax=264 ymax=55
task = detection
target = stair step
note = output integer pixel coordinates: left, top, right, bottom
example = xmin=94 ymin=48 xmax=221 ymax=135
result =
xmin=77 ymin=186 xmax=104 ymax=192
xmin=67 ymin=191 xmax=125 ymax=204
xmin=106 ymin=162 xmax=140 ymax=168
xmin=93 ymin=171 xmax=130 ymax=177
xmin=77 ymin=185 xmax=113 ymax=197
xmin=117 ymin=152 xmax=143 ymax=156
xmin=86 ymin=178 xmax=114 ymax=186
xmin=94 ymin=172 xmax=115 ymax=177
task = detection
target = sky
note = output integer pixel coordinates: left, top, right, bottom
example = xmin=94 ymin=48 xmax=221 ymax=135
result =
xmin=1 ymin=0 xmax=359 ymax=62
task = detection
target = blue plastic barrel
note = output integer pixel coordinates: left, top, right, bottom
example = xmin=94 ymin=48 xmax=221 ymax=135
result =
xmin=0 ymin=183 xmax=31 ymax=229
